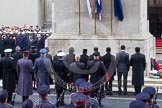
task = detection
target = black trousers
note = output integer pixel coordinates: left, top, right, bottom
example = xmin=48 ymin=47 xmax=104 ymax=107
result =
xmin=56 ymin=90 xmax=64 ymax=104
xmin=7 ymin=92 xmax=13 ymax=103
xmin=117 ymin=72 xmax=128 ymax=93
xmin=22 ymin=96 xmax=29 ymax=102
xmin=134 ymin=85 xmax=142 ymax=95
xmin=105 ymin=80 xmax=113 ymax=92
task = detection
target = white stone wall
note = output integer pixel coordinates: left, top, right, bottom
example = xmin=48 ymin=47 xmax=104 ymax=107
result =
xmin=53 ymin=0 xmax=148 ymax=35
xmin=0 ymin=0 xmax=44 ymax=27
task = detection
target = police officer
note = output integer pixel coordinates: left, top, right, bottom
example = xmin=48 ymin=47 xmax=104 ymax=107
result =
xmin=129 ymin=100 xmax=145 ymax=108
xmin=22 ymin=99 xmax=34 ymax=108
xmin=16 ymin=51 xmax=34 ymax=102
xmin=142 ymin=87 xmax=160 ymax=108
xmin=0 ymin=90 xmax=14 ymax=108
xmin=87 ymin=52 xmax=107 ymax=107
xmin=34 ymin=48 xmax=54 ymax=88
xmin=33 ymin=85 xmax=56 ymax=108
xmin=135 ymin=92 xmax=150 ymax=108
xmin=0 ymin=49 xmax=16 ymax=103
xmin=53 ymin=52 xmax=69 ymax=107
xmin=70 ymin=55 xmax=86 ymax=83
xmin=79 ymin=81 xmax=100 ymax=108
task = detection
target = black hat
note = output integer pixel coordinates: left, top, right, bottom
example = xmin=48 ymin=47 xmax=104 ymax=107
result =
xmin=93 ymin=52 xmax=100 ymax=56
xmin=142 ymin=87 xmax=156 ymax=96
xmin=0 ymin=90 xmax=8 ymax=101
xmin=83 ymin=49 xmax=87 ymax=53
xmin=135 ymin=92 xmax=150 ymax=101
xmin=22 ymin=99 xmax=33 ymax=108
xmin=37 ymin=85 xmax=49 ymax=95
xmin=129 ymin=100 xmax=145 ymax=108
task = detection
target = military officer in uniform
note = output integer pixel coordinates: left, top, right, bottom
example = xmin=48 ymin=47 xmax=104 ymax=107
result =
xmin=53 ymin=52 xmax=69 ymax=107
xmin=34 ymin=48 xmax=54 ymax=88
xmin=129 ymin=100 xmax=145 ymax=108
xmin=142 ymin=87 xmax=160 ymax=108
xmin=0 ymin=49 xmax=16 ymax=103
xmin=135 ymin=92 xmax=150 ymax=108
xmin=0 ymin=90 xmax=14 ymax=108
xmin=22 ymin=99 xmax=34 ymax=108
xmin=87 ymin=52 xmax=107 ymax=107
xmin=34 ymin=85 xmax=56 ymax=108
xmin=16 ymin=51 xmax=34 ymax=101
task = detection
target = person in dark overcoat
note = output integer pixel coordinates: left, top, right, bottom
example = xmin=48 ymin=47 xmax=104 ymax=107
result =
xmin=16 ymin=51 xmax=34 ymax=102
xmin=35 ymin=34 xmax=45 ymax=51
xmin=12 ymin=46 xmax=23 ymax=66
xmin=53 ymin=52 xmax=69 ymax=107
xmin=80 ymin=49 xmax=89 ymax=81
xmin=70 ymin=55 xmax=86 ymax=83
xmin=101 ymin=47 xmax=116 ymax=95
xmin=34 ymin=48 xmax=54 ymax=88
xmin=116 ymin=45 xmax=129 ymax=95
xmin=130 ymin=47 xmax=146 ymax=95
xmin=87 ymin=52 xmax=107 ymax=107
xmin=0 ymin=49 xmax=16 ymax=103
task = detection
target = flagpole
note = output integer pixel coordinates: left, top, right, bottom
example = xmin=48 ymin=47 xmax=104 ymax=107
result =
xmin=78 ymin=0 xmax=81 ymax=35
xmin=110 ymin=0 xmax=113 ymax=34
xmin=94 ymin=0 xmax=97 ymax=34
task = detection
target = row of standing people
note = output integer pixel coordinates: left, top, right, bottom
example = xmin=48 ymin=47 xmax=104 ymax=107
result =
xmin=0 ymin=44 xmax=146 ymax=107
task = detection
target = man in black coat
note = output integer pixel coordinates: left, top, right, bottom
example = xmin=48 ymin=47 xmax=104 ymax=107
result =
xmin=102 ymin=47 xmax=116 ymax=95
xmin=80 ymin=49 xmax=89 ymax=81
xmin=116 ymin=45 xmax=129 ymax=95
xmin=12 ymin=46 xmax=23 ymax=66
xmin=87 ymin=52 xmax=107 ymax=107
xmin=130 ymin=47 xmax=146 ymax=95
xmin=53 ymin=52 xmax=69 ymax=107
xmin=0 ymin=49 xmax=16 ymax=103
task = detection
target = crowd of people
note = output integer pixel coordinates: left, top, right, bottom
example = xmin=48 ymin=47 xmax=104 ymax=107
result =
xmin=0 ymin=41 xmax=160 ymax=108
xmin=0 ymin=25 xmax=51 ymax=57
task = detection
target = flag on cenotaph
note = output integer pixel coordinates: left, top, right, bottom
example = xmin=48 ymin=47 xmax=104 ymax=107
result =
xmin=86 ymin=0 xmax=102 ymax=21
xmin=114 ymin=0 xmax=124 ymax=21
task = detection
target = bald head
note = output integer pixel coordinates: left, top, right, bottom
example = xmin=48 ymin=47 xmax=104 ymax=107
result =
xmin=75 ymin=55 xmax=80 ymax=61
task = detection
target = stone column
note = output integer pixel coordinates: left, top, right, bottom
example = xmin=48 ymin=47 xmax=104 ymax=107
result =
xmin=45 ymin=0 xmax=52 ymax=22
xmin=52 ymin=0 xmax=55 ymax=33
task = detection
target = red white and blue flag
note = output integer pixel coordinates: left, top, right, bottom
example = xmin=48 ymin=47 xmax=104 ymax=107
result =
xmin=86 ymin=0 xmax=102 ymax=21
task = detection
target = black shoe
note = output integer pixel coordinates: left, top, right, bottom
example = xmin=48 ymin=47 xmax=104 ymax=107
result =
xmin=123 ymin=92 xmax=127 ymax=95
xmin=100 ymin=105 xmax=104 ymax=107
xmin=118 ymin=92 xmax=122 ymax=95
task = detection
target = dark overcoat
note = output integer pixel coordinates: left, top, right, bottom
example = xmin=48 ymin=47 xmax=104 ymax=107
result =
xmin=0 ymin=56 xmax=16 ymax=93
xmin=130 ymin=53 xmax=146 ymax=86
xmin=16 ymin=58 xmax=34 ymax=96
xmin=12 ymin=51 xmax=23 ymax=65
xmin=34 ymin=57 xmax=53 ymax=88
xmin=53 ymin=60 xmax=69 ymax=90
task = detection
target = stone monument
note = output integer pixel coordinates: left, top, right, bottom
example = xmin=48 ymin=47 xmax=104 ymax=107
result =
xmin=47 ymin=0 xmax=155 ymax=75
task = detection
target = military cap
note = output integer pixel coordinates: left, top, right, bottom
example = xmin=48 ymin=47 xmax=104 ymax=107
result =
xmin=57 ymin=52 xmax=66 ymax=57
xmin=74 ymin=78 xmax=85 ymax=86
xmin=93 ymin=52 xmax=100 ymax=56
xmin=39 ymin=48 xmax=47 ymax=54
xmin=23 ymin=51 xmax=29 ymax=56
xmin=71 ymin=92 xmax=86 ymax=106
xmin=30 ymin=46 xmax=36 ymax=49
xmin=79 ymin=81 xmax=92 ymax=93
xmin=37 ymin=85 xmax=49 ymax=94
xmin=129 ymin=100 xmax=145 ymax=108
xmin=22 ymin=99 xmax=33 ymax=108
xmin=63 ymin=104 xmax=76 ymax=108
xmin=69 ymin=47 xmax=75 ymax=52
xmin=142 ymin=87 xmax=156 ymax=96
xmin=0 ymin=90 xmax=8 ymax=101
xmin=135 ymin=92 xmax=150 ymax=101
xmin=4 ymin=49 xmax=12 ymax=53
